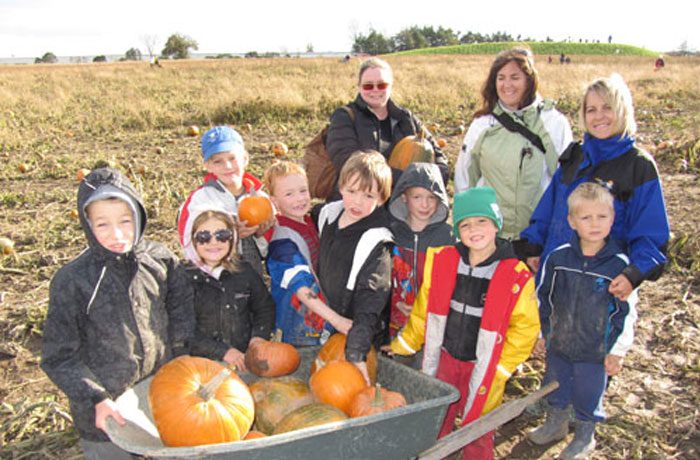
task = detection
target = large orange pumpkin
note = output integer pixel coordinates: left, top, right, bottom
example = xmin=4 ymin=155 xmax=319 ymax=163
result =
xmin=310 ymin=333 xmax=378 ymax=385
xmin=148 ymin=356 xmax=254 ymax=447
xmin=273 ymin=403 xmax=348 ymax=435
xmin=387 ymin=134 xmax=434 ymax=171
xmin=248 ymin=376 xmax=314 ymax=435
xmin=309 ymin=360 xmax=367 ymax=415
xmin=238 ymin=195 xmax=274 ymax=227
xmin=348 ymin=383 xmax=407 ymax=418
xmin=244 ymin=333 xmax=300 ymax=378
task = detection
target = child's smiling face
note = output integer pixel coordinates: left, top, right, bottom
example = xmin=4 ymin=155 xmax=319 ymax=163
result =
xmin=193 ymin=217 xmax=233 ymax=268
xmin=205 ymin=150 xmax=249 ymax=194
xmin=270 ymin=173 xmax=311 ymax=223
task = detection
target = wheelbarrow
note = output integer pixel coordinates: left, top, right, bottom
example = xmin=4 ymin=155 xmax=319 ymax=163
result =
xmin=106 ymin=346 xmax=556 ymax=459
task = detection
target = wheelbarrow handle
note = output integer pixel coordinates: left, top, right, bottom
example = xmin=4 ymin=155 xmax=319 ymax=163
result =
xmin=415 ymin=381 xmax=559 ymax=460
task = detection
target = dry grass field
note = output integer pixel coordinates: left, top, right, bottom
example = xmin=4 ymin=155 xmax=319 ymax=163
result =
xmin=0 ymin=54 xmax=698 ymax=459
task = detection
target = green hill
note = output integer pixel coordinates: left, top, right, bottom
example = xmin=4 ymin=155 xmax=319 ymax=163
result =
xmin=392 ymin=41 xmax=657 ymax=56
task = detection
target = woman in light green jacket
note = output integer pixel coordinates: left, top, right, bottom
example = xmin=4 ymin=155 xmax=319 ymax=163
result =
xmin=454 ymin=47 xmax=573 ymax=240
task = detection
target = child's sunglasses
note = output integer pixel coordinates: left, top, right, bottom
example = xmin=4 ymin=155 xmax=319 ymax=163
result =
xmin=194 ymin=229 xmax=234 ymax=245
xmin=360 ymin=82 xmax=389 ymax=91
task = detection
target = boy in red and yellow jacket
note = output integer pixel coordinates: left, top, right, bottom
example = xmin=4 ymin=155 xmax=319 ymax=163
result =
xmin=390 ymin=186 xmax=539 ymax=460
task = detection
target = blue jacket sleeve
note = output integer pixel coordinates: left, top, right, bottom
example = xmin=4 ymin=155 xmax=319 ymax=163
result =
xmin=536 ymin=251 xmax=556 ymax=340
xmin=519 ymin=168 xmax=561 ymax=255
xmin=621 ymin=179 xmax=669 ymax=286
xmin=267 ymin=239 xmax=316 ymax=294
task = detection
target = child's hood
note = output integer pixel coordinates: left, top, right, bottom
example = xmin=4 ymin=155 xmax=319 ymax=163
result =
xmin=77 ymin=167 xmax=147 ymax=253
xmin=388 ymin=162 xmax=449 ymax=225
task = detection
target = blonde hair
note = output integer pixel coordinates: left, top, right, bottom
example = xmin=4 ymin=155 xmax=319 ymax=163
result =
xmin=191 ymin=210 xmax=241 ymax=273
xmin=358 ymin=57 xmax=393 ymax=84
xmin=567 ymin=182 xmax=615 ymax=216
xmin=338 ymin=150 xmax=392 ymax=203
xmin=263 ymin=161 xmax=307 ymax=196
xmin=580 ymin=73 xmax=637 ymax=138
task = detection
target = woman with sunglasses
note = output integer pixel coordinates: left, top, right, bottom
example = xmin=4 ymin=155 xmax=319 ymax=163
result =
xmin=325 ymin=57 xmax=448 ymax=201
xmin=454 ymin=47 xmax=573 ymax=240
xmin=183 ymin=209 xmax=275 ymax=372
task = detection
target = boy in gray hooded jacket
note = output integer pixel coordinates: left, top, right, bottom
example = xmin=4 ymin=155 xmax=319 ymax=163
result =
xmin=385 ymin=162 xmax=455 ymax=366
xmin=41 ymin=168 xmax=195 ymax=459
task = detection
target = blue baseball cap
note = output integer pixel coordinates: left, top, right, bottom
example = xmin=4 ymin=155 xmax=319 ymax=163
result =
xmin=201 ymin=126 xmax=246 ymax=162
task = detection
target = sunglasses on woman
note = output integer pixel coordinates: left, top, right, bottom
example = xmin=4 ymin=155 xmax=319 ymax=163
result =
xmin=194 ymin=229 xmax=234 ymax=245
xmin=361 ymin=82 xmax=390 ymax=91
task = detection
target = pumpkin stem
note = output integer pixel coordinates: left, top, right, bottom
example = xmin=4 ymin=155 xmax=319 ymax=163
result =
xmin=372 ymin=383 xmax=384 ymax=407
xmin=197 ymin=367 xmax=231 ymax=401
xmin=273 ymin=328 xmax=283 ymax=343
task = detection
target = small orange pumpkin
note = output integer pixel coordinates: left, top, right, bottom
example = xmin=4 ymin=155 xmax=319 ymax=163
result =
xmin=348 ymin=383 xmax=407 ymax=418
xmin=188 ymin=125 xmax=200 ymax=136
xmin=148 ymin=356 xmax=254 ymax=447
xmin=238 ymin=195 xmax=274 ymax=227
xmin=272 ymin=141 xmax=288 ymax=157
xmin=310 ymin=333 xmax=378 ymax=385
xmin=309 ymin=360 xmax=367 ymax=415
xmin=244 ymin=331 xmax=300 ymax=378
xmin=273 ymin=403 xmax=347 ymax=435
xmin=248 ymin=376 xmax=314 ymax=434
xmin=387 ymin=134 xmax=434 ymax=171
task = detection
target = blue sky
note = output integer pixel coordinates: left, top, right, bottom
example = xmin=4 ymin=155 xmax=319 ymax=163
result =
xmin=0 ymin=0 xmax=696 ymax=57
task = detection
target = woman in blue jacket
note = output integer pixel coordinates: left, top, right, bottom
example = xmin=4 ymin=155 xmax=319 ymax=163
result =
xmin=519 ymin=73 xmax=670 ymax=299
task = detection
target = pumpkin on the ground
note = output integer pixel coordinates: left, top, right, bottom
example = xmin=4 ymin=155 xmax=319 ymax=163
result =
xmin=272 ymin=403 xmax=347 ymax=435
xmin=244 ymin=331 xmax=300 ymax=378
xmin=238 ymin=195 xmax=274 ymax=227
xmin=310 ymin=333 xmax=378 ymax=385
xmin=348 ymin=383 xmax=407 ymax=418
xmin=309 ymin=360 xmax=367 ymax=415
xmin=248 ymin=376 xmax=313 ymax=435
xmin=148 ymin=356 xmax=254 ymax=447
xmin=387 ymin=134 xmax=434 ymax=171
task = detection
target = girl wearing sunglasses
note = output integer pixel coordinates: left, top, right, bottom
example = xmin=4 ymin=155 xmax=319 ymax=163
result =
xmin=183 ymin=209 xmax=275 ymax=373
xmin=324 ymin=57 xmax=448 ymax=202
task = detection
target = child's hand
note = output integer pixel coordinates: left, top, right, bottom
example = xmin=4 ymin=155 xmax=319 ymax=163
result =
xmin=95 ymin=398 xmax=125 ymax=432
xmin=332 ymin=315 xmax=353 ymax=335
xmin=236 ymin=219 xmax=259 ymax=239
xmin=223 ymin=347 xmax=247 ymax=373
xmin=526 ymin=256 xmax=541 ymax=273
xmin=255 ymin=215 xmax=277 ymax=237
xmin=609 ymin=274 xmax=633 ymax=301
xmin=605 ymin=354 xmax=624 ymax=376
xmin=352 ymin=361 xmax=371 ymax=386
xmin=395 ymin=301 xmax=412 ymax=317
xmin=533 ymin=338 xmax=547 ymax=357
xmin=380 ymin=344 xmax=394 ymax=356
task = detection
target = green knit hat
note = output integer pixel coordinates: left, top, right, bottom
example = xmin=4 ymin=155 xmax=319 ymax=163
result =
xmin=452 ymin=187 xmax=503 ymax=236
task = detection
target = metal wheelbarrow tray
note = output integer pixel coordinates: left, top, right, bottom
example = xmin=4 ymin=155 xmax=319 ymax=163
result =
xmin=106 ymin=346 xmax=460 ymax=459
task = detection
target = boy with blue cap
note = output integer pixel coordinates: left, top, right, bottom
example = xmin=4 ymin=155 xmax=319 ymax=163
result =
xmin=389 ymin=186 xmax=539 ymax=459
xmin=178 ymin=126 xmax=275 ymax=277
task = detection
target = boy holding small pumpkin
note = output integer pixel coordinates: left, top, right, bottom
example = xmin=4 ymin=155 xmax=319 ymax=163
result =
xmin=41 ymin=168 xmax=195 ymax=460
xmin=177 ymin=126 xmax=275 ymax=277
xmin=316 ymin=150 xmax=394 ymax=384
xmin=389 ymin=187 xmax=539 ymax=459
xmin=263 ymin=161 xmax=350 ymax=346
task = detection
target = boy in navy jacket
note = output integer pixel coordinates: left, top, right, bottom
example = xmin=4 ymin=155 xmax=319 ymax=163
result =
xmin=528 ymin=182 xmax=637 ymax=460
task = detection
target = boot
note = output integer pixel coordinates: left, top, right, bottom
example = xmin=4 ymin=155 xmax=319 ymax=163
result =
xmin=526 ymin=405 xmax=570 ymax=445
xmin=559 ymin=420 xmax=596 ymax=459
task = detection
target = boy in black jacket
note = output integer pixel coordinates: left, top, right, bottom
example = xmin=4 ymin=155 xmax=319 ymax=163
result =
xmin=41 ymin=168 xmax=195 ymax=459
xmin=317 ymin=150 xmax=393 ymax=384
